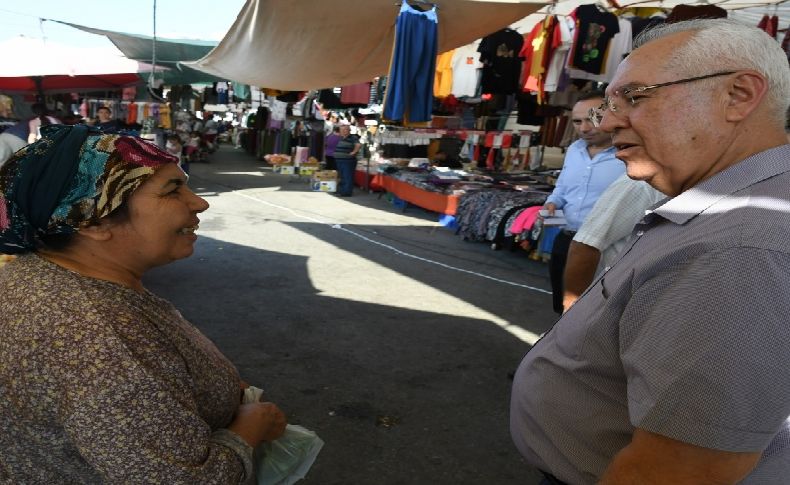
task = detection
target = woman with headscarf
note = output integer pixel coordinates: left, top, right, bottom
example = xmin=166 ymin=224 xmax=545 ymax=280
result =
xmin=0 ymin=125 xmax=286 ymax=483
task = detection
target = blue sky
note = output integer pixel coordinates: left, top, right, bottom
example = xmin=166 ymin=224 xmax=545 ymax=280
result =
xmin=0 ymin=0 xmax=248 ymax=48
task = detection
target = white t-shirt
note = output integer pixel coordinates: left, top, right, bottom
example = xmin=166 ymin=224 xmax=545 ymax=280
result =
xmin=450 ymin=41 xmax=482 ymax=98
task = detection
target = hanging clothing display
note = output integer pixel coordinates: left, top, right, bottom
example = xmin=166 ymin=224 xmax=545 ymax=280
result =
xmin=450 ymin=41 xmax=482 ymax=98
xmin=434 ymin=50 xmax=456 ymax=98
xmin=568 ymin=5 xmax=620 ymax=75
xmin=340 ymin=83 xmax=372 ymax=105
xmin=757 ymin=15 xmax=779 ymax=38
xmin=521 ymin=15 xmax=562 ymax=103
xmin=478 ymin=28 xmax=525 ymax=95
xmin=383 ymin=2 xmax=439 ymax=123
xmin=543 ymin=16 xmax=573 ymax=94
xmin=629 ymin=15 xmax=665 ymax=40
xmin=566 ymin=16 xmax=633 ymax=84
xmin=665 ymin=4 xmax=727 ymax=22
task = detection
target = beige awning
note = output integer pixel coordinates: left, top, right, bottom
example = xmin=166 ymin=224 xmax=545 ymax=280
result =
xmin=184 ymin=0 xmax=545 ymax=90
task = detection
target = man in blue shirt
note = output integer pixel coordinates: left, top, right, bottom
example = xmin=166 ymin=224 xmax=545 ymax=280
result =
xmin=542 ymin=91 xmax=625 ymax=314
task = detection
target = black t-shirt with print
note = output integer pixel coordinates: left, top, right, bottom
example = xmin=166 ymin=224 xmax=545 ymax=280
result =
xmin=571 ymin=5 xmax=620 ymax=75
xmin=478 ymin=28 xmax=525 ymax=95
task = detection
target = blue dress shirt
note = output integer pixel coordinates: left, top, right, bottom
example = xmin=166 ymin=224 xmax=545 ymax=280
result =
xmin=545 ymin=140 xmax=624 ymax=231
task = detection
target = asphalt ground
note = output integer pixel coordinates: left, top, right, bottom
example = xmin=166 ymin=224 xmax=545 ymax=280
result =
xmin=143 ymin=144 xmax=560 ymax=485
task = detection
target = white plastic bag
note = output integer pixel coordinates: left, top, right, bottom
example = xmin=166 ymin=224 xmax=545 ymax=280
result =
xmin=257 ymin=424 xmax=324 ymax=485
xmin=241 ymin=387 xmax=324 ymax=485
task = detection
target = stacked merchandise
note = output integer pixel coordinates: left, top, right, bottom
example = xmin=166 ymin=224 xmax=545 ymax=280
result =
xmin=311 ymin=170 xmax=338 ymax=193
xmin=265 ymin=154 xmax=295 ymax=174
xmin=455 ymin=188 xmax=548 ymax=243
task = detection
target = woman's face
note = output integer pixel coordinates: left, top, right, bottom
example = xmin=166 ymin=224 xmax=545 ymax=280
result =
xmin=339 ymin=125 xmax=351 ymax=137
xmin=110 ymin=163 xmax=209 ymax=269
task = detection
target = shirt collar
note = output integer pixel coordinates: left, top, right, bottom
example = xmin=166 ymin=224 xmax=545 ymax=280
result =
xmin=569 ymin=139 xmax=617 ymax=159
xmin=653 ymin=144 xmax=790 ymax=225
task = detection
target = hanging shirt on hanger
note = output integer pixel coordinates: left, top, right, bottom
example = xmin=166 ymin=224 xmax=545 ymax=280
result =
xmin=757 ymin=14 xmax=779 ymax=39
xmin=567 ymin=16 xmax=632 ymax=83
xmin=521 ymin=15 xmax=562 ymax=103
xmin=544 ymin=15 xmax=574 ymax=93
xmin=434 ymin=49 xmax=456 ymax=98
xmin=478 ymin=28 xmax=525 ymax=95
xmin=568 ymin=4 xmax=620 ymax=75
xmin=450 ymin=41 xmax=483 ymax=98
xmin=340 ymin=83 xmax=372 ymax=105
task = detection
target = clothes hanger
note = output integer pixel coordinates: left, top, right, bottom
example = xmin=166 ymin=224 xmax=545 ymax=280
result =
xmin=396 ymin=0 xmax=439 ymax=10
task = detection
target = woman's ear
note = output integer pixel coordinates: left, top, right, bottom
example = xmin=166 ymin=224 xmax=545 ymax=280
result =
xmin=76 ymin=223 xmax=113 ymax=242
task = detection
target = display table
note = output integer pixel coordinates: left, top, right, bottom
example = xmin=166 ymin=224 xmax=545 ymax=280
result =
xmin=371 ymin=174 xmax=460 ymax=215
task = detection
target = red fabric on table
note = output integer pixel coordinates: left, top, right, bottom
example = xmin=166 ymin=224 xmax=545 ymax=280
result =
xmin=354 ymin=170 xmax=383 ymax=191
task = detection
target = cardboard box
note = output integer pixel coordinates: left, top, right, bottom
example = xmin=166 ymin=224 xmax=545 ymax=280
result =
xmin=273 ymin=164 xmax=296 ymax=175
xmin=313 ymin=170 xmax=338 ymax=181
xmin=298 ymin=165 xmax=320 ymax=176
xmin=311 ymin=180 xmax=337 ymax=193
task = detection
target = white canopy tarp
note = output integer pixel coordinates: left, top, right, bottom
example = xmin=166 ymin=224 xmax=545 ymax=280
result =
xmin=184 ymin=0 xmax=545 ymax=90
xmin=0 ymin=37 xmax=146 ymax=78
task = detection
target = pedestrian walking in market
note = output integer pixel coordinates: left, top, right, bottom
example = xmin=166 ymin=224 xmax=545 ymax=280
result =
xmin=511 ymin=18 xmax=790 ymax=485
xmin=0 ymin=125 xmax=286 ymax=483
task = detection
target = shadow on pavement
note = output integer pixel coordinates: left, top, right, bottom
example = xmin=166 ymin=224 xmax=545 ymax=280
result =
xmin=143 ymin=235 xmax=545 ymax=485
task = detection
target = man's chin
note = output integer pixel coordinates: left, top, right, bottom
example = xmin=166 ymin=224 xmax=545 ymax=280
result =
xmin=623 ymin=159 xmax=655 ymax=182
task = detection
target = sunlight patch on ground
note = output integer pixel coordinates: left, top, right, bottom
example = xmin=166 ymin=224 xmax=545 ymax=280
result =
xmin=199 ymin=209 xmax=541 ymax=345
xmin=217 ymin=171 xmax=266 ymax=177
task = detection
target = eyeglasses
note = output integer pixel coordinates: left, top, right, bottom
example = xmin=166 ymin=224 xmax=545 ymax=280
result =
xmin=588 ymin=71 xmax=738 ymax=127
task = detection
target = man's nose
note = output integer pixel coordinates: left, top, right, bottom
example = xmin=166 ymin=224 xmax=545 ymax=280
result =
xmin=598 ymin=110 xmax=626 ymax=133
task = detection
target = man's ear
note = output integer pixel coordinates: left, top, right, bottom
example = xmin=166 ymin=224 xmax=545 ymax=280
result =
xmin=76 ymin=223 xmax=113 ymax=242
xmin=725 ymin=71 xmax=769 ymax=122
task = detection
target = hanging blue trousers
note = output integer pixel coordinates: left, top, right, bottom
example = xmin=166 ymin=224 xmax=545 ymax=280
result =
xmin=383 ymin=3 xmax=438 ymax=122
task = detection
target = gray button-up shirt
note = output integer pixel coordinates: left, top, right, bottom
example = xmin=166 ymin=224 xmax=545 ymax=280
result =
xmin=511 ymin=144 xmax=790 ymax=485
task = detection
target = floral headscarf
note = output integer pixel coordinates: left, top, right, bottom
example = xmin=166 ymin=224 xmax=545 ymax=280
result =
xmin=0 ymin=124 xmax=178 ymax=254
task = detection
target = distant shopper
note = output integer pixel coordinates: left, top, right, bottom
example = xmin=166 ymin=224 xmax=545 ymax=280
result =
xmin=27 ymin=103 xmax=60 ymax=144
xmin=324 ymin=126 xmax=341 ymax=171
xmin=166 ymin=134 xmax=187 ymax=174
xmin=203 ymin=113 xmax=218 ymax=152
xmin=0 ymin=121 xmax=28 ymax=168
xmin=95 ymin=106 xmax=120 ymax=132
xmin=333 ymin=124 xmax=361 ymax=197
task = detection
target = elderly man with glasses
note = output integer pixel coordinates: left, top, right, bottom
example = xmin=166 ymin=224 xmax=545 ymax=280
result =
xmin=511 ymin=18 xmax=790 ymax=485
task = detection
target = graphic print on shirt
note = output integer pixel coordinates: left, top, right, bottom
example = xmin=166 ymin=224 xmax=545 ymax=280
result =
xmin=581 ymin=23 xmax=606 ymax=63
xmin=569 ymin=5 xmax=620 ymax=75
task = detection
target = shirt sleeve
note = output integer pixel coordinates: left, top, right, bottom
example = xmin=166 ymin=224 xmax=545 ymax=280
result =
xmin=621 ymin=247 xmax=790 ymax=452
xmin=545 ymin=166 xmax=571 ymax=208
xmin=574 ymin=178 xmax=661 ymax=251
xmin=50 ymin=322 xmax=251 ymax=484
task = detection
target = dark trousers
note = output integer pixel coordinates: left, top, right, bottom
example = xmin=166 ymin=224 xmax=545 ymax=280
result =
xmin=549 ymin=230 xmax=575 ymax=314
xmin=325 ymin=155 xmax=336 ymax=171
xmin=335 ymin=158 xmax=357 ymax=196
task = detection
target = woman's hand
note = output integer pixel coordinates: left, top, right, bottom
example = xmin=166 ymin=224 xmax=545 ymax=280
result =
xmin=228 ymin=402 xmax=287 ymax=447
